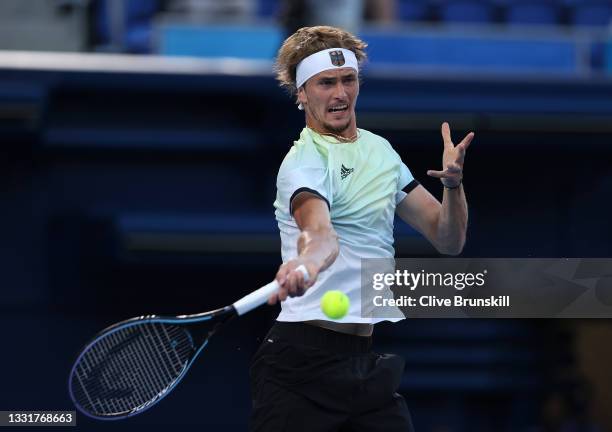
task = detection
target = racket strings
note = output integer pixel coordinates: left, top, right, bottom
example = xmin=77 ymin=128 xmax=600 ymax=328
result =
xmin=74 ymin=324 xmax=193 ymax=414
xmin=71 ymin=322 xmax=195 ymax=416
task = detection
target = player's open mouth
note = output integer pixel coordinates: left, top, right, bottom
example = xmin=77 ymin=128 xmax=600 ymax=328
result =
xmin=328 ymin=104 xmax=348 ymax=113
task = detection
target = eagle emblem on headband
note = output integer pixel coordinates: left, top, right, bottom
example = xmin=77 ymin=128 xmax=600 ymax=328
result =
xmin=329 ymin=50 xmax=345 ymax=67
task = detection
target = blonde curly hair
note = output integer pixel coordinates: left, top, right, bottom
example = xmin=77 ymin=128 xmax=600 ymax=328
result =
xmin=275 ymin=26 xmax=368 ymax=98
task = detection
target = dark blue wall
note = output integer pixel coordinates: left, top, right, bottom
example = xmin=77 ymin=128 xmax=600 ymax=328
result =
xmin=1 ymin=66 xmax=610 ymax=431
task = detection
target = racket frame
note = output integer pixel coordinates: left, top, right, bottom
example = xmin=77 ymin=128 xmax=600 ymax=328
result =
xmin=68 ymin=306 xmax=235 ymax=421
xmin=69 ymin=264 xmax=308 ymax=420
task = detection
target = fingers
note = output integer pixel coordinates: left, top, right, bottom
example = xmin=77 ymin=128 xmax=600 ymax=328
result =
xmin=285 ymin=269 xmax=306 ymax=298
xmin=453 ymin=134 xmax=473 ymax=166
xmin=269 ymin=266 xmax=288 ymax=305
xmin=268 ymin=265 xmax=309 ymax=305
xmin=442 ymin=122 xmax=475 ymax=153
xmin=427 ymin=169 xmax=445 ymax=179
xmin=427 ymin=163 xmax=461 ymax=179
xmin=268 ymin=293 xmax=278 ymax=305
xmin=441 ymin=122 xmax=453 ymax=149
xmin=458 ymin=132 xmax=474 ymax=152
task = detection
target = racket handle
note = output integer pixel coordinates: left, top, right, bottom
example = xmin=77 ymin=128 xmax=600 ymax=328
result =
xmin=232 ymin=265 xmax=310 ymax=316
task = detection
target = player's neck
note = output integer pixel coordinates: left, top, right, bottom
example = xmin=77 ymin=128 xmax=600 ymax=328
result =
xmin=306 ymin=118 xmax=358 ymax=143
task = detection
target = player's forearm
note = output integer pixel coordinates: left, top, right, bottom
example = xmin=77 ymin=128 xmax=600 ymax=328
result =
xmin=297 ymin=227 xmax=339 ymax=273
xmin=435 ymin=185 xmax=468 ymax=255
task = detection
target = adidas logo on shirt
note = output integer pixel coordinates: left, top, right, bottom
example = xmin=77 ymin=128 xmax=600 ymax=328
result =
xmin=340 ymin=164 xmax=354 ymax=180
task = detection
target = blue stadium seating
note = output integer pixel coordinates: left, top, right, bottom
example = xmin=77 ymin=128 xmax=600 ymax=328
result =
xmin=257 ymin=0 xmax=280 ymax=18
xmin=362 ymin=30 xmax=578 ymax=73
xmin=398 ymin=0 xmax=431 ymax=22
xmin=505 ymin=0 xmax=559 ymax=25
xmin=94 ymin=0 xmax=159 ymax=53
xmin=439 ymin=0 xmax=496 ymax=23
xmin=571 ymin=0 xmax=612 ymax=26
xmin=159 ymin=24 xmax=282 ymax=59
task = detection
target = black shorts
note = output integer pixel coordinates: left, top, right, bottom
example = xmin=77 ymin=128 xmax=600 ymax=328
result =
xmin=249 ymin=321 xmax=415 ymax=432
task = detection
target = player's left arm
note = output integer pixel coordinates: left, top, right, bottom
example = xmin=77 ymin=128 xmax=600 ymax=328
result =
xmin=396 ymin=122 xmax=473 ymax=255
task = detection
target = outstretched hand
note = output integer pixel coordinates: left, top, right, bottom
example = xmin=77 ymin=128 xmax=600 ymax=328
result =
xmin=427 ymin=122 xmax=474 ymax=188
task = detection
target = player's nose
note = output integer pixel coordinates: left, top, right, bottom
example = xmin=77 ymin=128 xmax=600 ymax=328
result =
xmin=332 ymin=81 xmax=348 ymax=99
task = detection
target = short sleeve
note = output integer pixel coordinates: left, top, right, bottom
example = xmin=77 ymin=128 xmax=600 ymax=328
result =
xmin=395 ymin=162 xmax=419 ymax=205
xmin=276 ymin=165 xmax=330 ymax=216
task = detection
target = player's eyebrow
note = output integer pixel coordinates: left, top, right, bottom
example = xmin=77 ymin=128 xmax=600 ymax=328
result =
xmin=317 ymin=72 xmax=357 ymax=82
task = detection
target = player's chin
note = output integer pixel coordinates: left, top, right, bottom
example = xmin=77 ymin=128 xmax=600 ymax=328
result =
xmin=324 ymin=117 xmax=352 ymax=134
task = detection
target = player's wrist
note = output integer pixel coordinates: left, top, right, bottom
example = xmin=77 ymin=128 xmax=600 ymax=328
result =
xmin=442 ymin=178 xmax=462 ymax=190
xmin=296 ymin=257 xmax=320 ymax=278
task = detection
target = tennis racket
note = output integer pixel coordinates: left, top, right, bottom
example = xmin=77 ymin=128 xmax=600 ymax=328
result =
xmin=68 ymin=265 xmax=309 ymax=420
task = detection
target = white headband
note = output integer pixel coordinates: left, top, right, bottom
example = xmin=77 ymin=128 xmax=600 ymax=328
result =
xmin=295 ymin=48 xmax=358 ymax=109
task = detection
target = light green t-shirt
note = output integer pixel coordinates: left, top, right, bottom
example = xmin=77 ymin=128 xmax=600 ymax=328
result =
xmin=274 ymin=127 xmax=416 ymax=323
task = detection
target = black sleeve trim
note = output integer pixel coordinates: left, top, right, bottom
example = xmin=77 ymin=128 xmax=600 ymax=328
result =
xmin=289 ymin=187 xmax=330 ymax=215
xmin=402 ymin=179 xmax=420 ymax=195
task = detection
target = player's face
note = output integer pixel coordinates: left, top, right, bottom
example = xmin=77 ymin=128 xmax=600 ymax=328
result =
xmin=298 ymin=68 xmax=359 ymax=138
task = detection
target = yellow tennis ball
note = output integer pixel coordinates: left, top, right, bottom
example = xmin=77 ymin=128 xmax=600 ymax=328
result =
xmin=321 ymin=290 xmax=350 ymax=319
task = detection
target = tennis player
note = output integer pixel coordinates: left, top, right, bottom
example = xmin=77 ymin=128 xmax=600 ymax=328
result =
xmin=250 ymin=26 xmax=472 ymax=431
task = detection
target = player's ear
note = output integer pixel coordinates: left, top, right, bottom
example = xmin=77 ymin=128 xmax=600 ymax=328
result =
xmin=297 ymin=85 xmax=307 ymax=108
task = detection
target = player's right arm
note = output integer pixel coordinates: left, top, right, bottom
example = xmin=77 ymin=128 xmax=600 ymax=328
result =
xmin=268 ymin=192 xmax=339 ymax=305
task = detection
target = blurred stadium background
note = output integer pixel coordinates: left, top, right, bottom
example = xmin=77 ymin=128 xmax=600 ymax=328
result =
xmin=1 ymin=0 xmax=612 ymax=431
